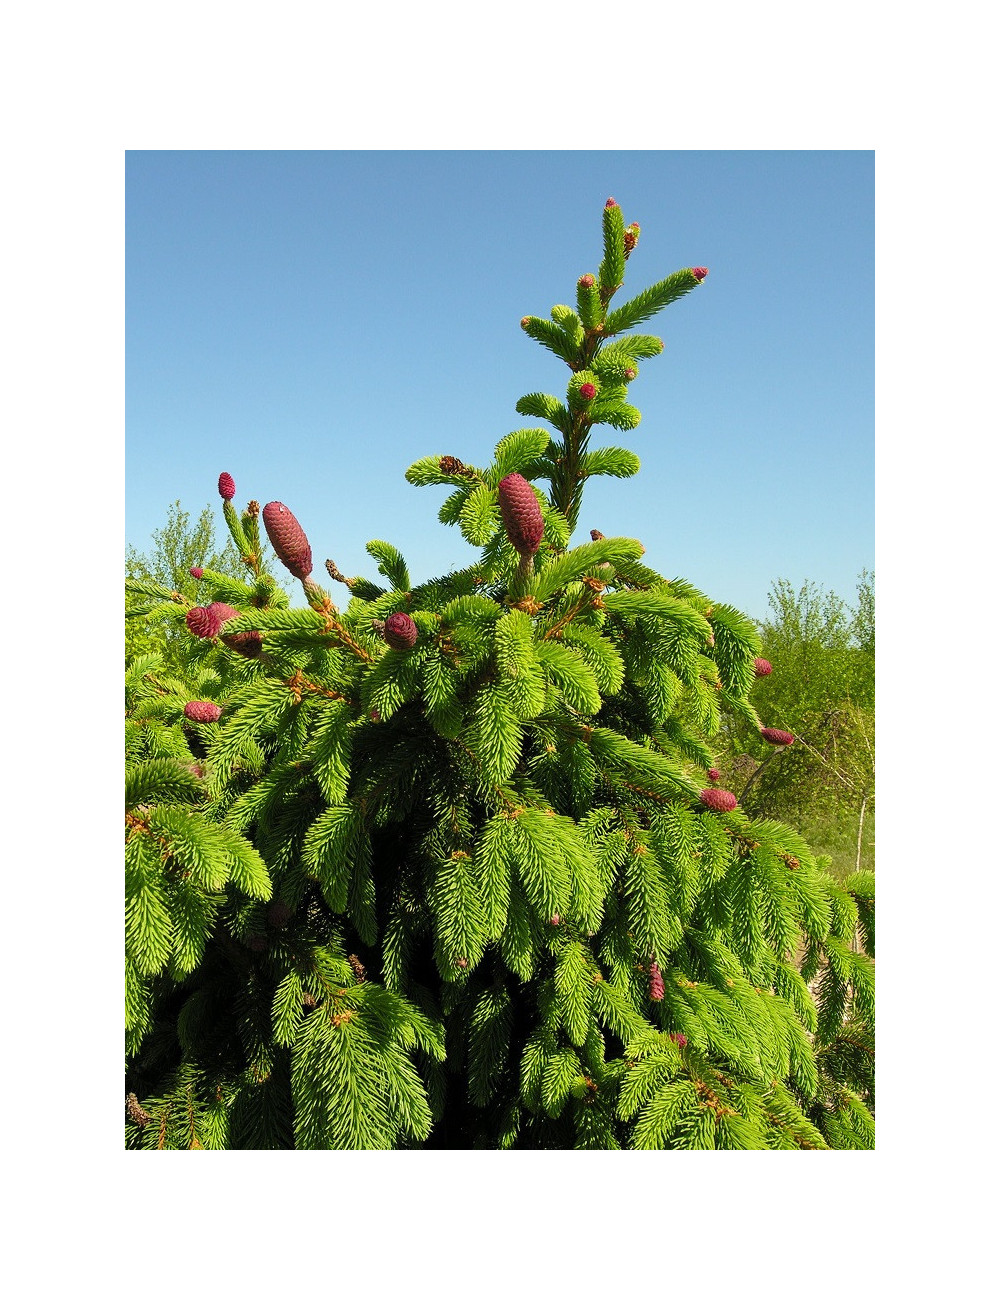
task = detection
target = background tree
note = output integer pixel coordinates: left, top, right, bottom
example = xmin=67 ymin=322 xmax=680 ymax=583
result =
xmin=717 ymin=573 xmax=874 ymax=878
xmin=126 ymin=200 xmax=873 ymax=1151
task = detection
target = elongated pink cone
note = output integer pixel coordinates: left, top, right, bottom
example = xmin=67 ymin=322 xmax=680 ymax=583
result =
xmin=184 ymin=701 xmax=222 ymax=723
xmin=498 ymin=473 xmax=544 ymax=556
xmin=691 ymin=267 xmax=709 ymax=281
xmin=761 ymin=727 xmax=795 ymax=746
xmin=383 ymin=612 xmax=418 ymax=650
xmin=700 ymin=788 xmax=738 ymax=813
xmin=218 ymin=472 xmax=236 ymax=501
xmin=649 ymin=961 xmax=665 ymax=1001
xmin=262 ymin=501 xmax=313 ymax=579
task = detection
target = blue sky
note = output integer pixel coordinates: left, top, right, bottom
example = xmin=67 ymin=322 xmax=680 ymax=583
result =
xmin=126 ymin=150 xmax=873 ymax=622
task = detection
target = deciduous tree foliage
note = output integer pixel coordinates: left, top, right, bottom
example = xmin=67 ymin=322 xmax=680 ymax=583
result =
xmin=718 ymin=575 xmax=875 ymax=873
xmin=125 ymin=201 xmax=873 ymax=1150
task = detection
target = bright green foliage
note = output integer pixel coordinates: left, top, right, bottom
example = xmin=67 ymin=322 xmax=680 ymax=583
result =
xmin=126 ymin=200 xmax=873 ymax=1150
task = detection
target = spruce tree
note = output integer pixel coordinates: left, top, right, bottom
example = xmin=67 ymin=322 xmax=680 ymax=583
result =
xmin=125 ymin=199 xmax=874 ymax=1150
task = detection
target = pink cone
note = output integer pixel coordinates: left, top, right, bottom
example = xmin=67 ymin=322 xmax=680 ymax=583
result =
xmin=383 ymin=612 xmax=418 ymax=650
xmin=184 ymin=701 xmax=222 ymax=723
xmin=761 ymin=727 xmax=795 ymax=746
xmin=754 ymin=657 xmax=773 ymax=677
xmin=700 ymin=788 xmax=738 ymax=813
xmin=218 ymin=472 xmax=236 ymax=501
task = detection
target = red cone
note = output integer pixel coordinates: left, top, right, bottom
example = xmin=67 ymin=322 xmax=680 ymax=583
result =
xmin=754 ymin=657 xmax=773 ymax=677
xmin=185 ymin=602 xmax=238 ymax=639
xmin=761 ymin=727 xmax=794 ymax=746
xmin=383 ymin=612 xmax=418 ymax=650
xmin=649 ymin=961 xmax=665 ymax=1001
xmin=218 ymin=472 xmax=236 ymax=501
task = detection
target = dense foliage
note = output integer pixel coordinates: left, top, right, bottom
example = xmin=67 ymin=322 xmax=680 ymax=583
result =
xmin=125 ymin=200 xmax=874 ymax=1149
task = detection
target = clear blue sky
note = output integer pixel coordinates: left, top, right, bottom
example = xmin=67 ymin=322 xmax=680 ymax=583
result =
xmin=126 ymin=150 xmax=873 ymax=622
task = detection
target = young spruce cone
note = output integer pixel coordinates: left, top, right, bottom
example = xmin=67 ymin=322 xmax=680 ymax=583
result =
xmin=498 ymin=473 xmax=544 ymax=557
xmin=760 ymin=727 xmax=795 ymax=746
xmin=669 ymin=1033 xmax=688 ymax=1048
xmin=700 ymin=788 xmax=738 ymax=813
xmin=184 ymin=700 xmax=222 ymax=724
xmin=262 ymin=501 xmax=313 ymax=579
xmin=754 ymin=657 xmax=773 ymax=677
xmin=185 ymin=602 xmax=239 ymax=639
xmin=218 ymin=472 xmax=236 ymax=501
xmin=707 ymin=768 xmax=721 ymax=781
xmin=189 ymin=566 xmax=204 ymax=579
xmin=383 ymin=611 xmax=418 ymax=650
xmin=649 ymin=961 xmax=665 ymax=1001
